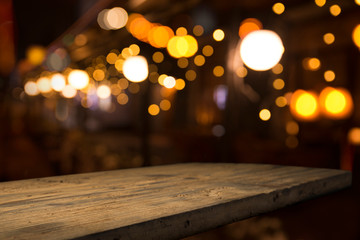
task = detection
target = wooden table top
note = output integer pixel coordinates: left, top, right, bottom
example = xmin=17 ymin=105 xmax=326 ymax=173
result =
xmin=0 ymin=163 xmax=351 ymax=240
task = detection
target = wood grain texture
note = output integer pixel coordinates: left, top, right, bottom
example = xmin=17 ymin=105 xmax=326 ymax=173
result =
xmin=0 ymin=163 xmax=351 ymax=240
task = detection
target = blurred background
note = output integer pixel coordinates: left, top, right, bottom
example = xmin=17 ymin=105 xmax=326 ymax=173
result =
xmin=1 ymin=0 xmax=360 ymax=239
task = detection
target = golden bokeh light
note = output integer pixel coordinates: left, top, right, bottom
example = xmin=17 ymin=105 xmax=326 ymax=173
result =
xmin=177 ymin=58 xmax=189 ymax=68
xmin=129 ymin=44 xmax=140 ymax=56
xmin=175 ymin=78 xmax=186 ymax=90
xmin=275 ymin=96 xmax=287 ymax=107
xmin=194 ymin=55 xmax=205 ymax=66
xmin=115 ymin=59 xmax=124 ymax=72
xmin=329 ymin=4 xmax=341 ymax=16
xmin=176 ymin=27 xmax=188 ymax=36
xmin=68 ymin=69 xmax=90 ymax=90
xmin=163 ymin=76 xmax=176 ymax=89
xmin=213 ymin=66 xmax=224 ymax=77
xmin=106 ymin=52 xmax=118 ymax=64
xmin=167 ymin=35 xmax=198 ymax=58
xmin=148 ymin=26 xmax=174 ymax=48
xmin=213 ymin=29 xmax=225 ymax=41
xmin=273 ymin=78 xmax=285 ymax=90
xmin=286 ymin=121 xmax=299 ymax=135
xmin=160 ymin=99 xmax=171 ymax=111
xmin=123 ymin=56 xmax=148 ymax=82
xmin=315 ymin=0 xmax=326 ymax=7
xmin=36 ymin=77 xmax=52 ymax=93
xmin=152 ymin=51 xmax=164 ymax=63
xmin=117 ymin=93 xmax=129 ymax=105
xmin=24 ymin=81 xmax=39 ymax=96
xmin=352 ymin=24 xmax=360 ymax=49
xmin=50 ymin=73 xmax=66 ymax=92
xmin=126 ymin=14 xmax=153 ymax=42
xmin=193 ymin=25 xmax=204 ymax=36
xmin=238 ymin=18 xmax=262 ymax=39
xmin=303 ymin=57 xmax=321 ymax=71
xmin=323 ymin=33 xmax=335 ymax=45
xmin=97 ymin=85 xmax=111 ymax=99
xmin=148 ymin=104 xmax=160 ymax=116
xmin=259 ymin=109 xmax=271 ymax=121
xmin=111 ymin=84 xmax=121 ymax=95
xmin=273 ymin=2 xmax=285 ymax=15
xmin=348 ymin=128 xmax=360 ymax=145
xmin=240 ymin=30 xmax=284 ymax=71
xmin=272 ymin=64 xmax=283 ymax=74
xmin=319 ymin=87 xmax=353 ymax=119
xmin=118 ymin=78 xmax=129 ymax=89
xmin=158 ymin=74 xmax=168 ymax=86
xmin=236 ymin=66 xmax=248 ymax=78
xmin=74 ymin=34 xmax=87 ymax=46
xmin=93 ymin=69 xmax=105 ymax=81
xmin=202 ymin=45 xmax=214 ymax=57
xmin=290 ymin=89 xmax=319 ymax=121
xmin=128 ymin=83 xmax=140 ymax=94
xmin=185 ymin=70 xmax=196 ymax=81
xmin=26 ymin=45 xmax=46 ymax=66
xmin=324 ymin=70 xmax=335 ymax=82
xmin=61 ymin=85 xmax=77 ymax=98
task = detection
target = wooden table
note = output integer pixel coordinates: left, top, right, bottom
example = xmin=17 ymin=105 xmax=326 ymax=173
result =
xmin=0 ymin=163 xmax=351 ymax=240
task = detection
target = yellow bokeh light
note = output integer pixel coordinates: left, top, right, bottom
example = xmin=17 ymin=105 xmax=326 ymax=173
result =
xmin=127 ymin=14 xmax=153 ymax=42
xmin=160 ymin=99 xmax=171 ymax=111
xmin=74 ymin=34 xmax=87 ymax=46
xmin=356 ymin=0 xmax=360 ymax=6
xmin=167 ymin=35 xmax=198 ymax=58
xmin=286 ymin=121 xmax=299 ymax=135
xmin=193 ymin=25 xmax=204 ymax=36
xmin=148 ymin=104 xmax=160 ymax=116
xmin=183 ymin=35 xmax=198 ymax=58
xmin=117 ymin=93 xmax=129 ymax=105
xmin=123 ymin=56 xmax=148 ymax=82
xmin=348 ymin=128 xmax=360 ymax=145
xmin=118 ymin=78 xmax=129 ymax=89
xmin=239 ymin=18 xmax=262 ymax=39
xmin=111 ymin=84 xmax=121 ymax=95
xmin=163 ymin=76 xmax=176 ymax=89
xmin=97 ymin=85 xmax=111 ymax=99
xmin=175 ymin=78 xmax=186 ymax=90
xmin=329 ymin=4 xmax=341 ymax=16
xmin=272 ymin=64 xmax=283 ymax=74
xmin=236 ymin=66 xmax=248 ymax=78
xmin=324 ymin=70 xmax=335 ymax=82
xmin=115 ymin=59 xmax=124 ymax=72
xmin=202 ymin=45 xmax=214 ymax=57
xmin=176 ymin=27 xmax=187 ymax=36
xmin=273 ymin=2 xmax=285 ymax=15
xmin=177 ymin=58 xmax=189 ymax=68
xmin=273 ymin=78 xmax=285 ymax=90
xmin=152 ymin=51 xmax=164 ymax=63
xmin=26 ymin=45 xmax=46 ymax=66
xmin=303 ymin=57 xmax=321 ymax=71
xmin=319 ymin=87 xmax=353 ymax=119
xmin=194 ymin=55 xmax=205 ymax=66
xmin=36 ymin=77 xmax=52 ymax=93
xmin=106 ymin=52 xmax=118 ymax=64
xmin=129 ymin=44 xmax=140 ymax=56
xmin=185 ymin=70 xmax=196 ymax=81
xmin=240 ymin=30 xmax=284 ymax=71
xmin=323 ymin=33 xmax=335 ymax=45
xmin=259 ymin=109 xmax=271 ymax=121
xmin=93 ymin=69 xmax=105 ymax=81
xmin=275 ymin=96 xmax=287 ymax=107
xmin=352 ymin=24 xmax=360 ymax=49
xmin=290 ymin=90 xmax=319 ymax=121
xmin=68 ymin=69 xmax=90 ymax=90
xmin=61 ymin=85 xmax=77 ymax=98
xmin=315 ymin=0 xmax=326 ymax=7
xmin=50 ymin=73 xmax=66 ymax=92
xmin=24 ymin=81 xmax=39 ymax=96
xmin=158 ymin=74 xmax=168 ymax=86
xmin=213 ymin=66 xmax=224 ymax=77
xmin=213 ymin=29 xmax=225 ymax=41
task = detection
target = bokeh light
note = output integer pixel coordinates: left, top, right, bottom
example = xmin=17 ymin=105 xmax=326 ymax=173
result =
xmin=324 ymin=70 xmax=335 ymax=82
xmin=160 ymin=99 xmax=171 ymax=111
xmin=213 ymin=29 xmax=225 ymax=41
xmin=286 ymin=136 xmax=299 ymax=148
xmin=185 ymin=70 xmax=196 ymax=81
xmin=194 ymin=55 xmax=205 ymax=66
xmin=213 ymin=66 xmax=224 ymax=77
xmin=117 ymin=93 xmax=129 ymax=105
xmin=273 ymin=78 xmax=285 ymax=90
xmin=275 ymin=96 xmax=287 ymax=107
xmin=273 ymin=3 xmax=285 ymax=15
xmin=93 ymin=69 xmax=105 ymax=81
xmin=106 ymin=52 xmax=118 ymax=64
xmin=26 ymin=45 xmax=46 ymax=66
xmin=319 ymin=87 xmax=353 ymax=119
xmin=348 ymin=128 xmax=360 ymax=145
xmin=97 ymin=85 xmax=111 ymax=99
xmin=61 ymin=85 xmax=77 ymax=98
xmin=352 ymin=24 xmax=360 ymax=49
xmin=323 ymin=33 xmax=335 ymax=45
xmin=148 ymin=104 xmax=160 ymax=116
xmin=240 ymin=30 xmax=284 ymax=71
xmin=290 ymin=90 xmax=319 ymax=121
xmin=123 ymin=56 xmax=148 ymax=82
xmin=68 ymin=69 xmax=90 ymax=89
xmin=36 ymin=77 xmax=52 ymax=93
xmin=303 ymin=57 xmax=321 ymax=71
xmin=129 ymin=44 xmax=140 ymax=56
xmin=315 ymin=0 xmax=326 ymax=7
xmin=272 ymin=64 xmax=283 ymax=74
xmin=236 ymin=66 xmax=248 ymax=78
xmin=177 ymin=58 xmax=189 ymax=68
xmin=148 ymin=26 xmax=174 ymax=48
xmin=152 ymin=51 xmax=164 ymax=63
xmin=175 ymin=79 xmax=186 ymax=90
xmin=193 ymin=25 xmax=204 ymax=36
xmin=163 ymin=76 xmax=176 ymax=89
xmin=239 ymin=18 xmax=262 ymax=39
xmin=259 ymin=109 xmax=271 ymax=121
xmin=24 ymin=81 xmax=39 ymax=96
xmin=167 ymin=35 xmax=198 ymax=58
xmin=106 ymin=7 xmax=128 ymax=30
xmin=176 ymin=27 xmax=188 ymax=36
xmin=286 ymin=121 xmax=299 ymax=135
xmin=50 ymin=73 xmax=66 ymax=92
xmin=329 ymin=4 xmax=341 ymax=16
xmin=74 ymin=34 xmax=87 ymax=46
xmin=202 ymin=45 xmax=214 ymax=57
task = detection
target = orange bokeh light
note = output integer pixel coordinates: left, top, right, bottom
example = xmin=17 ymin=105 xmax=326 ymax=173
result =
xmin=239 ymin=18 xmax=263 ymax=39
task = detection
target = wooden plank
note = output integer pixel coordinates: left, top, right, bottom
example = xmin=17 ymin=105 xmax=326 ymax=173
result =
xmin=0 ymin=163 xmax=351 ymax=240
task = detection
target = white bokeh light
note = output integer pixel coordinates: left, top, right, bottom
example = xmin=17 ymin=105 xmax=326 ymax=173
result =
xmin=123 ymin=56 xmax=149 ymax=83
xmin=240 ymin=30 xmax=284 ymax=71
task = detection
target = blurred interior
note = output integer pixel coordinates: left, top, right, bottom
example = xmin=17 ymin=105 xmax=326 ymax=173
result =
xmin=1 ymin=0 xmax=360 ymax=239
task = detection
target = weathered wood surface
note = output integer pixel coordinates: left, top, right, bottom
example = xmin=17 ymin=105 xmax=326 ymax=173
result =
xmin=0 ymin=163 xmax=351 ymax=240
